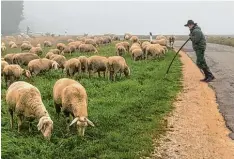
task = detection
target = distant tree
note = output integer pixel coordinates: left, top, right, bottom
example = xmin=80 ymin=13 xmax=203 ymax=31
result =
xmin=1 ymin=1 xmax=24 ymax=35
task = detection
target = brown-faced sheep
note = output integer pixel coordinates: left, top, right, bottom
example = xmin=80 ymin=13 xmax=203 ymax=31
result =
xmin=21 ymin=43 xmax=32 ymax=52
xmin=50 ymin=54 xmax=67 ymax=69
xmin=6 ymin=81 xmax=53 ymax=140
xmin=107 ymin=56 xmax=130 ymax=81
xmin=145 ymin=44 xmax=164 ymax=59
xmin=44 ymin=41 xmax=52 ymax=47
xmin=88 ymin=56 xmax=108 ymax=78
xmin=3 ymin=64 xmax=31 ymax=87
xmin=64 ymin=58 xmax=81 ymax=76
xmin=112 ymin=36 xmax=120 ymax=41
xmin=13 ymin=53 xmax=40 ymax=66
xmin=129 ymin=43 xmax=141 ymax=53
xmin=29 ymin=47 xmax=43 ymax=56
xmin=28 ymin=58 xmax=60 ymax=75
xmin=53 ymin=78 xmax=94 ymax=136
xmin=56 ymin=43 xmax=66 ymax=51
xmin=116 ymin=45 xmax=126 ymax=56
xmin=102 ymin=36 xmax=112 ymax=44
xmin=68 ymin=41 xmax=83 ymax=49
xmin=61 ymin=46 xmax=71 ymax=55
xmin=79 ymin=44 xmax=98 ymax=53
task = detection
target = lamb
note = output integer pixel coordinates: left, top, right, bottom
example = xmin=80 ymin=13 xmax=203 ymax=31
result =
xmin=10 ymin=43 xmax=17 ymax=48
xmin=107 ymin=56 xmax=130 ymax=81
xmin=169 ymin=35 xmax=175 ymax=48
xmin=79 ymin=44 xmax=98 ymax=53
xmin=3 ymin=64 xmax=31 ymax=87
xmin=1 ymin=60 xmax=9 ymax=76
xmin=53 ymin=78 xmax=94 ymax=136
xmin=77 ymin=56 xmax=88 ymax=73
xmin=56 ymin=43 xmax=66 ymax=51
xmin=145 ymin=44 xmax=164 ymax=59
xmin=88 ymin=55 xmax=108 ymax=78
xmin=130 ymin=36 xmax=139 ymax=43
xmin=28 ymin=58 xmax=60 ymax=75
xmin=64 ymin=58 xmax=81 ymax=76
xmin=29 ymin=47 xmax=43 ymax=56
xmin=116 ymin=45 xmax=126 ymax=56
xmin=151 ymin=39 xmax=167 ymax=46
xmin=50 ymin=54 xmax=67 ymax=69
xmin=49 ymin=49 xmax=61 ymax=54
xmin=45 ymin=52 xmax=55 ymax=59
xmin=44 ymin=41 xmax=52 ymax=47
xmin=6 ymin=81 xmax=53 ymax=140
xmin=21 ymin=43 xmax=32 ymax=52
xmin=115 ymin=42 xmax=130 ymax=52
xmin=84 ymin=39 xmax=97 ymax=47
xmin=13 ymin=53 xmax=40 ymax=66
xmin=4 ymin=53 xmax=16 ymax=64
xmin=131 ymin=49 xmax=144 ymax=61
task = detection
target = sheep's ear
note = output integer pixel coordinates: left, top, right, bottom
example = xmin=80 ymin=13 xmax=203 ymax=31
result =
xmin=69 ymin=117 xmax=79 ymax=126
xmin=86 ymin=118 xmax=95 ymax=127
xmin=37 ymin=120 xmax=43 ymax=131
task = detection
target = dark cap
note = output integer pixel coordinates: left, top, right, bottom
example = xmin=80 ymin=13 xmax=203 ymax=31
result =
xmin=184 ymin=20 xmax=197 ymax=27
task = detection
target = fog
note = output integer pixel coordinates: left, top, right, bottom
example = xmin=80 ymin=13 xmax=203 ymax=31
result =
xmin=3 ymin=1 xmax=234 ymax=35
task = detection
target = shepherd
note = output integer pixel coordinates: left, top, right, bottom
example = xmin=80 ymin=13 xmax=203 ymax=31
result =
xmin=184 ymin=20 xmax=215 ymax=82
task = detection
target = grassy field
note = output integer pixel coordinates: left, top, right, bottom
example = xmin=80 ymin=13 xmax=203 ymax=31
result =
xmin=1 ymin=41 xmax=182 ymax=159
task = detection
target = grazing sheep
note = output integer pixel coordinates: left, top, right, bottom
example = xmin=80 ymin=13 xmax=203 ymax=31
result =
xmin=29 ymin=47 xmax=43 ymax=56
xmin=115 ymin=42 xmax=130 ymax=52
xmin=64 ymin=58 xmax=81 ymax=76
xmin=8 ymin=41 xmax=15 ymax=47
xmin=1 ymin=45 xmax=7 ymax=53
xmin=1 ymin=60 xmax=9 ymax=76
xmin=79 ymin=44 xmax=98 ymax=53
xmin=88 ymin=56 xmax=108 ymax=78
xmin=84 ymin=39 xmax=97 ymax=47
xmin=4 ymin=53 xmax=16 ymax=64
xmin=145 ymin=44 xmax=164 ymax=59
xmin=124 ymin=33 xmax=132 ymax=40
xmin=13 ymin=53 xmax=40 ymax=66
xmin=68 ymin=41 xmax=83 ymax=50
xmin=132 ymin=49 xmax=144 ymax=61
xmin=50 ymin=54 xmax=67 ymax=69
xmin=36 ymin=44 xmax=41 ymax=47
xmin=44 ymin=41 xmax=52 ymax=47
xmin=10 ymin=43 xmax=17 ymax=48
xmin=95 ymin=37 xmax=104 ymax=46
xmin=6 ymin=81 xmax=53 ymax=140
xmin=22 ymin=41 xmax=31 ymax=45
xmin=3 ymin=64 xmax=31 ymax=87
xmin=130 ymin=36 xmax=139 ymax=43
xmin=107 ymin=56 xmax=130 ymax=81
xmin=67 ymin=39 xmax=75 ymax=43
xmin=112 ymin=36 xmax=120 ymax=41
xmin=53 ymin=78 xmax=94 ymax=136
xmin=69 ymin=45 xmax=76 ymax=53
xmin=28 ymin=58 xmax=60 ymax=75
xmin=102 ymin=36 xmax=112 ymax=44
xmin=156 ymin=35 xmax=167 ymax=40
xmin=141 ymin=41 xmax=151 ymax=56
xmin=61 ymin=46 xmax=71 ymax=55
xmin=21 ymin=43 xmax=32 ymax=52
xmin=116 ymin=45 xmax=126 ymax=56
xmin=129 ymin=43 xmax=141 ymax=53
xmin=45 ymin=52 xmax=55 ymax=59
xmin=77 ymin=56 xmax=88 ymax=73
xmin=151 ymin=39 xmax=167 ymax=46
xmin=169 ymin=35 xmax=175 ymax=48
xmin=56 ymin=43 xmax=66 ymax=51
xmin=49 ymin=49 xmax=61 ymax=54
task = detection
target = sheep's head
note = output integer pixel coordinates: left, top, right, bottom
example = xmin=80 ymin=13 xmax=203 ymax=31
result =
xmin=124 ymin=66 xmax=130 ymax=77
xmin=37 ymin=116 xmax=53 ymax=140
xmin=69 ymin=116 xmax=94 ymax=136
xmin=51 ymin=61 xmax=59 ymax=70
xmin=22 ymin=69 xmax=31 ymax=78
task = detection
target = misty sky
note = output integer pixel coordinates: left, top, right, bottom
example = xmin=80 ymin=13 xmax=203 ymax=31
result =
xmin=19 ymin=1 xmax=234 ymax=35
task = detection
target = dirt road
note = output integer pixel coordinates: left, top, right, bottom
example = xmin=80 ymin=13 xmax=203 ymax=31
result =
xmin=176 ymin=41 xmax=234 ymax=139
xmin=151 ymin=50 xmax=234 ymax=159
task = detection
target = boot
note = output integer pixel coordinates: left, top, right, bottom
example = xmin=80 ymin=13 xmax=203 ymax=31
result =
xmin=205 ymin=68 xmax=215 ymax=82
xmin=200 ymin=68 xmax=208 ymax=82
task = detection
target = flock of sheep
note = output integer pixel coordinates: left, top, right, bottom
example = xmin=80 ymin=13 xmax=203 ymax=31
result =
xmin=1 ymin=33 xmax=175 ymax=140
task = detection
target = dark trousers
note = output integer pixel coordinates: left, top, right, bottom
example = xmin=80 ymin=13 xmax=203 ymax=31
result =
xmin=195 ymin=49 xmax=208 ymax=69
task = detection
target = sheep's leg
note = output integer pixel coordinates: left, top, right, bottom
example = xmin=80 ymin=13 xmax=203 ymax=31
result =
xmin=4 ymin=75 xmax=8 ymax=87
xmin=63 ymin=111 xmax=70 ymax=132
xmin=113 ymin=72 xmax=117 ymax=81
xmin=8 ymin=109 xmax=13 ymax=129
xmin=54 ymin=102 xmax=61 ymax=119
xmin=103 ymin=71 xmax=106 ymax=78
xmin=17 ymin=115 xmax=24 ymax=133
xmin=29 ymin=122 xmax=32 ymax=132
xmin=98 ymin=71 xmax=101 ymax=78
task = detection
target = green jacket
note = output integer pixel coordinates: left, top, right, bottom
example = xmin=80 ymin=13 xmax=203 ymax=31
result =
xmin=189 ymin=25 xmax=206 ymax=51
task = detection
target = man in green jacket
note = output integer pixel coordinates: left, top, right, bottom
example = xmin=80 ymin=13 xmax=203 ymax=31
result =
xmin=184 ymin=20 xmax=215 ymax=82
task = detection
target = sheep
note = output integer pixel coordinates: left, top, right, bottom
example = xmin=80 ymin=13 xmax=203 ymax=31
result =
xmin=169 ymin=35 xmax=175 ymax=48
xmin=68 ymin=41 xmax=83 ymax=49
xmin=64 ymin=58 xmax=81 ymax=76
xmin=129 ymin=43 xmax=141 ymax=53
xmin=4 ymin=53 xmax=15 ymax=64
xmin=45 ymin=52 xmax=55 ymax=59
xmin=124 ymin=33 xmax=132 ymax=40
xmin=130 ymin=36 xmax=139 ymax=43
xmin=22 ymin=41 xmax=31 ymax=45
xmin=56 ymin=43 xmax=66 ymax=51
xmin=3 ymin=64 xmax=31 ymax=87
xmin=116 ymin=45 xmax=126 ymax=56
xmin=44 ymin=41 xmax=52 ymax=47
xmin=1 ymin=60 xmax=9 ymax=76
xmin=50 ymin=54 xmax=67 ymax=69
xmin=13 ymin=53 xmax=40 ymax=66
xmin=10 ymin=43 xmax=17 ymax=48
xmin=112 ymin=36 xmax=120 ymax=41
xmin=102 ymin=36 xmax=112 ymax=44
xmin=69 ymin=45 xmax=76 ymax=53
xmin=1 ymin=45 xmax=7 ymax=53
xmin=6 ymin=81 xmax=53 ymax=140
xmin=29 ymin=47 xmax=43 ymax=56
xmin=115 ymin=42 xmax=130 ymax=52
xmin=145 ymin=44 xmax=164 ymax=59
xmin=77 ymin=56 xmax=88 ymax=73
xmin=141 ymin=41 xmax=151 ymax=56
xmin=53 ymin=78 xmax=94 ymax=136
xmin=8 ymin=41 xmax=15 ymax=47
xmin=28 ymin=58 xmax=60 ymax=75
xmin=61 ymin=46 xmax=71 ymax=55
xmin=94 ymin=37 xmax=104 ymax=46
xmin=67 ymin=39 xmax=75 ymax=43
xmin=84 ymin=39 xmax=97 ymax=47
xmin=156 ymin=35 xmax=167 ymax=40
xmin=132 ymin=49 xmax=144 ymax=61
xmin=151 ymin=39 xmax=167 ymax=46
xmin=36 ymin=44 xmax=41 ymax=47
xmin=49 ymin=49 xmax=61 ymax=54
xmin=2 ymin=42 xmax=6 ymax=46
xmin=88 ymin=56 xmax=108 ymax=78
xmin=21 ymin=43 xmax=32 ymax=52
xmin=107 ymin=56 xmax=130 ymax=81
xmin=79 ymin=44 xmax=98 ymax=53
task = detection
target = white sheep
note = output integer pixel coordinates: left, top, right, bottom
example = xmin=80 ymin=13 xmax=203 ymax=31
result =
xmin=53 ymin=78 xmax=94 ymax=136
xmin=107 ymin=56 xmax=130 ymax=81
xmin=88 ymin=55 xmax=108 ymax=78
xmin=28 ymin=58 xmax=60 ymax=75
xmin=64 ymin=58 xmax=81 ymax=76
xmin=145 ymin=44 xmax=164 ymax=59
xmin=13 ymin=53 xmax=40 ymax=66
xmin=3 ymin=64 xmax=31 ymax=87
xmin=6 ymin=81 xmax=53 ymax=140
xmin=132 ymin=48 xmax=144 ymax=61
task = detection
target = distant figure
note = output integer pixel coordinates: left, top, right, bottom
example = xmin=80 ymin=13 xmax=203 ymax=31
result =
xmin=184 ymin=20 xmax=215 ymax=82
xmin=169 ymin=35 xmax=175 ymax=48
xmin=149 ymin=32 xmax=152 ymax=42
xmin=65 ymin=30 xmax=67 ymax=36
xmin=26 ymin=26 xmax=30 ymax=35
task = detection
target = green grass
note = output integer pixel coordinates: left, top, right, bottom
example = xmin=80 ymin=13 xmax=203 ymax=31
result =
xmin=207 ymin=36 xmax=234 ymax=47
xmin=1 ymin=42 xmax=182 ymax=159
